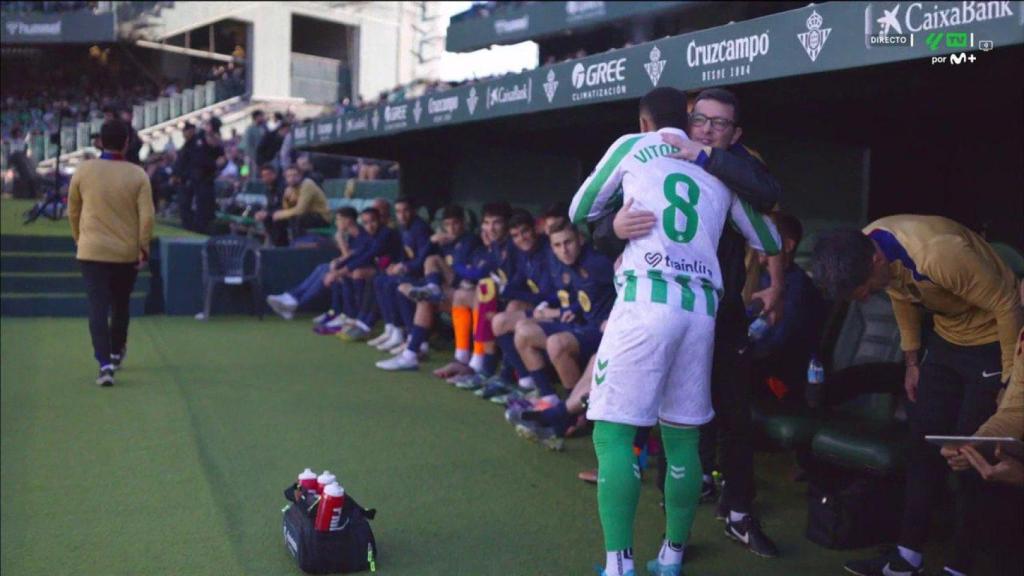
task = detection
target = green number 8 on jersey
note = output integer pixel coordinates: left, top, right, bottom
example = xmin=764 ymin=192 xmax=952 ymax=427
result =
xmin=662 ymin=173 xmax=701 ymax=244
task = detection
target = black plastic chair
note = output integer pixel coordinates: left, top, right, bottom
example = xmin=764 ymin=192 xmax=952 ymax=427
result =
xmin=200 ymin=236 xmax=263 ymax=320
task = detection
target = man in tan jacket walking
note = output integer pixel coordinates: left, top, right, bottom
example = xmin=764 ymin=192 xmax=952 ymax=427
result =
xmin=68 ymin=119 xmax=154 ymax=387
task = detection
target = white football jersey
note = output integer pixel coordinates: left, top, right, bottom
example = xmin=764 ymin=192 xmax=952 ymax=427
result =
xmin=569 ymin=128 xmax=780 ymax=313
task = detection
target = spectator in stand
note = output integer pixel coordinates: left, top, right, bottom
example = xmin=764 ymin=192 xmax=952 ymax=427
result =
xmin=278 ymin=121 xmax=296 ymax=168
xmin=188 ymin=117 xmax=226 ymax=233
xmin=296 ymin=154 xmax=325 ymax=186
xmin=146 ymin=153 xmax=174 ymax=214
xmin=257 ymin=163 xmax=284 ymax=212
xmin=244 ymin=110 xmax=267 ymax=169
xmin=357 ymin=158 xmax=381 ymax=181
xmin=255 ymin=165 xmax=330 ymax=247
xmin=257 ymin=121 xmax=289 ymax=170
xmin=172 ymin=122 xmax=197 ymax=228
xmin=218 ymin=146 xmax=242 ymax=181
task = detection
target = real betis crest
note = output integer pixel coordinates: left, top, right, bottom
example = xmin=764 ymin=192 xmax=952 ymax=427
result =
xmin=645 ymin=46 xmax=666 ymax=86
xmin=798 ymin=10 xmax=831 ymax=62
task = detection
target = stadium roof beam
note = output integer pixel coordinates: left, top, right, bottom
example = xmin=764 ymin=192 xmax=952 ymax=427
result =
xmin=134 ymin=39 xmax=243 ymax=64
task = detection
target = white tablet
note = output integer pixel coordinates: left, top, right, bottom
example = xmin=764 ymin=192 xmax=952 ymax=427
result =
xmin=926 ymin=436 xmax=1024 ymax=460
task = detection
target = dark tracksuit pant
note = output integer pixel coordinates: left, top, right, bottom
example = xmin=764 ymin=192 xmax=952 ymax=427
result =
xmin=900 ymin=334 xmax=1001 ymax=572
xmin=80 ymin=260 xmax=139 ymax=367
xmin=699 ymin=300 xmax=757 ymax=513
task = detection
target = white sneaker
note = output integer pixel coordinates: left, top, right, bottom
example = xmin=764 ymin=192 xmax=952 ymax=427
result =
xmin=324 ymin=315 xmax=348 ymax=329
xmin=266 ymin=295 xmax=294 ymax=320
xmin=376 ymin=329 xmax=405 ymax=351
xmin=367 ymin=326 xmax=392 ymax=347
xmin=388 ymin=341 xmax=408 ymax=356
xmin=266 ymin=295 xmax=285 ymax=314
xmin=376 ymin=354 xmax=418 ymax=371
xmin=417 ymin=342 xmax=430 ymax=359
xmin=279 ymin=293 xmax=298 ymax=310
xmin=312 ymin=311 xmax=335 ymax=324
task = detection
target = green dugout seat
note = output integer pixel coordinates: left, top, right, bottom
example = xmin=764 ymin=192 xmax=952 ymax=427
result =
xmin=754 ymin=293 xmax=905 ymax=467
xmin=752 ymin=400 xmax=822 ymax=450
xmin=808 ymin=293 xmax=908 ymax=475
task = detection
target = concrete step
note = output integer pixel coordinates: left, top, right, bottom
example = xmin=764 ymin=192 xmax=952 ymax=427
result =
xmin=0 ymin=273 xmax=151 ymax=294
xmin=0 ymin=293 xmax=146 ymax=317
xmin=1 ymin=253 xmax=78 ymax=273
xmin=0 ymin=235 xmax=76 ymax=253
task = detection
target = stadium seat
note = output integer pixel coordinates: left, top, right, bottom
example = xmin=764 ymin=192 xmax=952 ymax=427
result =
xmin=808 ymin=293 xmax=909 ymax=476
xmin=753 ymin=293 xmax=907 ymax=468
xmin=991 ymin=241 xmax=1024 ymax=277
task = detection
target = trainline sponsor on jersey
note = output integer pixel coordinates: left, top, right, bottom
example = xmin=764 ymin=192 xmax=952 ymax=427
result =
xmin=687 ymin=31 xmax=770 ymax=66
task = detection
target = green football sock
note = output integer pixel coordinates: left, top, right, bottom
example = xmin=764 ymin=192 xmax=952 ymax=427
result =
xmin=593 ymin=420 xmax=641 ymax=552
xmin=660 ymin=423 xmax=702 ymax=547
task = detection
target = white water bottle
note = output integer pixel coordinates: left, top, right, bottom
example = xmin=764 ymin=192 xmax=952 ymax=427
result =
xmin=316 ymin=470 xmax=336 ymax=494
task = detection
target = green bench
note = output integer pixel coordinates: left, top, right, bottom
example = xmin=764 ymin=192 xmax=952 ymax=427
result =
xmin=754 ymin=292 xmax=908 ymax=475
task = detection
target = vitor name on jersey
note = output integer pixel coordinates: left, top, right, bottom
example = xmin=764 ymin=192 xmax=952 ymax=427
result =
xmin=571 ymin=57 xmax=627 ymax=103
xmin=633 ymin=142 xmax=680 ymax=164
xmin=644 ymin=252 xmax=713 ymax=276
xmin=427 ymin=95 xmax=459 ymax=123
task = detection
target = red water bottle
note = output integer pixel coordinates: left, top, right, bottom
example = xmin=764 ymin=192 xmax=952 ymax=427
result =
xmin=316 ymin=470 xmax=336 ymax=494
xmin=298 ymin=468 xmax=318 ymax=491
xmin=314 ymin=482 xmax=346 ymax=532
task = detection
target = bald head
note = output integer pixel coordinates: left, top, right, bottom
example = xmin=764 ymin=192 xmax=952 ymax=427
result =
xmin=373 ymin=198 xmax=392 ymax=225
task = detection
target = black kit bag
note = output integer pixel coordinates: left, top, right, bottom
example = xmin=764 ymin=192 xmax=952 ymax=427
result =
xmin=282 ymin=483 xmax=378 ymax=574
xmin=806 ymin=469 xmax=903 ymax=549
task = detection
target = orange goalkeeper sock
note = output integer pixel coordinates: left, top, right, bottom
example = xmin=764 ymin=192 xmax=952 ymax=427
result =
xmin=452 ymin=306 xmax=472 ymax=363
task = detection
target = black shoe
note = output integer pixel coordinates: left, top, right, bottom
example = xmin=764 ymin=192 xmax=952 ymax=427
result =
xmin=844 ymin=548 xmax=922 ymax=576
xmin=95 ymin=368 xmax=115 ymax=387
xmin=724 ymin=514 xmax=779 ymax=558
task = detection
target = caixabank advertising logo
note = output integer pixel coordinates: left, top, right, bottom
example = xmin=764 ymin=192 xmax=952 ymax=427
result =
xmin=865 ymin=1 xmax=1017 ymax=48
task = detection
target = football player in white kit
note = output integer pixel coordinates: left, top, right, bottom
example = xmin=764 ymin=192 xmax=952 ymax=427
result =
xmin=568 ymin=87 xmax=781 ymax=576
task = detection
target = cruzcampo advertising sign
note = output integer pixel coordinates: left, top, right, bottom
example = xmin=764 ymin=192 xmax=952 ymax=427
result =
xmin=298 ymin=1 xmax=1024 ymax=150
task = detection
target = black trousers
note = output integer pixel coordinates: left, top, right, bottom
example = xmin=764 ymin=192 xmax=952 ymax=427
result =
xmin=80 ymin=261 xmax=139 ymax=367
xmin=698 ymin=304 xmax=756 ymax=513
xmin=177 ymin=178 xmax=195 ymax=231
xmin=264 ymin=213 xmax=329 ymax=247
xmin=899 ymin=334 xmax=1001 ymax=572
xmin=192 ymin=179 xmax=216 ymax=234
